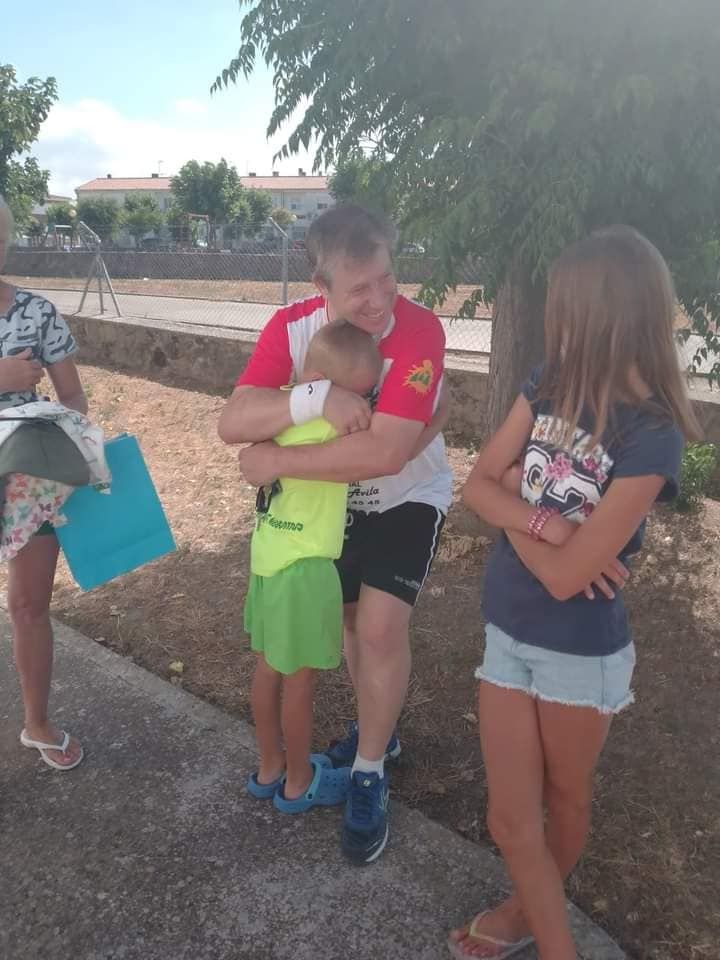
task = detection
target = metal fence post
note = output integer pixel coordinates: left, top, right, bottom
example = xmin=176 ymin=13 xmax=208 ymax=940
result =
xmin=281 ymin=232 xmax=289 ymax=305
xmin=269 ymin=218 xmax=290 ymax=305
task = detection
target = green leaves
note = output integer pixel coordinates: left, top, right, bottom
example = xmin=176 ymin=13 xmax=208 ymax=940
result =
xmin=215 ymin=1 xmax=720 ymax=379
xmin=170 ymin=159 xmax=272 ymax=243
xmin=121 ymin=194 xmax=164 ymax=246
xmin=46 ymin=201 xmax=75 ymax=228
xmin=76 ymin=197 xmax=122 ymax=243
xmin=0 ymin=65 xmax=57 ymax=227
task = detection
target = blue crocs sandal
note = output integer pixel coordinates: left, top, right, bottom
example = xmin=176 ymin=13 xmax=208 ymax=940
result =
xmin=246 ymin=753 xmax=331 ymax=800
xmin=273 ymin=759 xmax=351 ymax=814
xmin=247 ymin=771 xmax=284 ymax=799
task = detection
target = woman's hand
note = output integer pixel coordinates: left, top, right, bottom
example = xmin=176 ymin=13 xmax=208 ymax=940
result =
xmin=0 ymin=349 xmax=43 ymax=393
xmin=583 ymin=557 xmax=630 ymax=600
xmin=540 ymin=513 xmax=631 ymax=598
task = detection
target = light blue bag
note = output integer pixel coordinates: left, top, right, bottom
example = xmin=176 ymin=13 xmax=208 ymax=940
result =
xmin=56 ymin=433 xmax=176 ymax=591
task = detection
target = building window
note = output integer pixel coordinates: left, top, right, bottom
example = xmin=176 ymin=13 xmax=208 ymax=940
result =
xmin=290 ymin=202 xmax=300 ymax=210
xmin=317 ymin=202 xmax=328 ymax=210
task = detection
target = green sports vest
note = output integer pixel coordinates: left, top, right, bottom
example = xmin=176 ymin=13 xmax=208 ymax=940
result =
xmin=250 ymin=418 xmax=347 ymax=577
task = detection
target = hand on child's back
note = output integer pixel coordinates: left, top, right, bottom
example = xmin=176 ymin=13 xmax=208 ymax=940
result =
xmin=324 ymin=385 xmax=372 ymax=435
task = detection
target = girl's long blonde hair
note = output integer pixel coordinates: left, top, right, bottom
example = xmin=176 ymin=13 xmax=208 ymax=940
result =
xmin=538 ymin=225 xmax=702 ymax=448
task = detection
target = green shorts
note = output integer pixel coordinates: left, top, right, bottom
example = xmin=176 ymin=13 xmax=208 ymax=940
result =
xmin=244 ymin=557 xmax=343 ymax=676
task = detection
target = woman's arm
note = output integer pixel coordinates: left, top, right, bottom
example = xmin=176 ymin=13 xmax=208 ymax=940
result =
xmin=506 ymin=474 xmax=665 ymax=601
xmin=46 ymin=358 xmax=88 ymax=414
xmin=462 ymin=395 xmax=570 ymax=544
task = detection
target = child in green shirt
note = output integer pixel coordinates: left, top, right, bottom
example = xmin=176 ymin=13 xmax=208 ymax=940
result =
xmin=244 ymin=322 xmax=383 ymax=813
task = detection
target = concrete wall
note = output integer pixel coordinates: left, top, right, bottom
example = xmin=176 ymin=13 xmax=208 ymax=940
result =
xmin=6 ymin=248 xmax=452 ymax=286
xmin=65 ymin=313 xmax=720 ymax=446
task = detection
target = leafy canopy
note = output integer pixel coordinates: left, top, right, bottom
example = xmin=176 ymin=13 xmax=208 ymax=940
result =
xmin=0 ymin=64 xmax=57 ymax=228
xmin=215 ymin=1 xmax=720 ymax=376
xmin=170 ymin=158 xmax=272 ymax=241
xmin=76 ymin=197 xmax=123 ymax=243
xmin=121 ymin=194 xmax=164 ymax=245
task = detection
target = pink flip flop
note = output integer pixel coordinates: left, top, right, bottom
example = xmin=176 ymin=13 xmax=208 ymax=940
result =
xmin=20 ymin=729 xmax=84 ymax=771
xmin=447 ymin=912 xmax=534 ymax=959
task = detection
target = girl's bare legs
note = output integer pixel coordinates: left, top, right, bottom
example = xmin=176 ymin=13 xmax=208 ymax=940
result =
xmin=10 ymin=534 xmax=82 ymax=767
xmin=450 ymin=684 xmax=611 ymax=958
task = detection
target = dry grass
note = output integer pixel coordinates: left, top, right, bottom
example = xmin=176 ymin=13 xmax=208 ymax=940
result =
xmin=1 ymin=364 xmax=717 ymax=960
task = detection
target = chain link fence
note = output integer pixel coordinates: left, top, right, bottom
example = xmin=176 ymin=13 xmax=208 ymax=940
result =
xmin=4 ymin=238 xmax=492 ymax=355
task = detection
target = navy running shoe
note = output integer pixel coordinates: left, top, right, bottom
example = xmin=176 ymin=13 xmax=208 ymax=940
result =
xmin=341 ymin=770 xmax=390 ymax=865
xmin=325 ymin=721 xmax=401 ymax=769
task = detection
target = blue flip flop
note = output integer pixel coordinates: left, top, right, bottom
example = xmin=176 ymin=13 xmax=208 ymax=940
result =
xmin=246 ymin=753 xmax=331 ymax=800
xmin=273 ymin=759 xmax=351 ymax=814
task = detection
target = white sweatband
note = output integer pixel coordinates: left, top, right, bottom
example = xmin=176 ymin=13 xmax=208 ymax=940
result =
xmin=289 ymin=379 xmax=331 ymax=425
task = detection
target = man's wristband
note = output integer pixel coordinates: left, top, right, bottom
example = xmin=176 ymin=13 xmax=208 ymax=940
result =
xmin=289 ymin=379 xmax=331 ymax=425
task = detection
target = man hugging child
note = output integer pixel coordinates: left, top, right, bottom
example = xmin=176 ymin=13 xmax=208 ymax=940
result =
xmin=244 ymin=321 xmax=383 ymax=813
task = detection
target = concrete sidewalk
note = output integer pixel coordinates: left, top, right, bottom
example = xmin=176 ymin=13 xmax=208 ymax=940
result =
xmin=29 ymin=286 xmax=496 ymax=356
xmin=26 ymin=285 xmax=717 ymax=373
xmin=1 ymin=615 xmax=624 ymax=960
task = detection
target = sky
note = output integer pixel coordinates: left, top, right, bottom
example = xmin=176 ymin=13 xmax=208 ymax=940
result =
xmin=5 ymin=0 xmax=317 ymax=197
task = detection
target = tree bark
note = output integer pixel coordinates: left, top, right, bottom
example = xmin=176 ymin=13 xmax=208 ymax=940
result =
xmin=484 ymin=265 xmax=546 ymax=438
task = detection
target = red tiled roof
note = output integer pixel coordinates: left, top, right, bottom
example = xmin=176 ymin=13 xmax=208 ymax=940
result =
xmin=240 ymin=176 xmax=328 ymax=191
xmin=76 ymin=177 xmax=172 ymax=192
xmin=76 ymin=175 xmax=329 ymax=193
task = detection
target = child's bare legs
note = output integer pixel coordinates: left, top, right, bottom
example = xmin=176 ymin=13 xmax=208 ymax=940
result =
xmin=251 ymin=659 xmax=316 ymax=797
xmin=250 ymin=655 xmax=284 ymax=784
xmin=281 ymin=667 xmax=316 ymax=799
xmin=450 ymin=685 xmax=611 ymax=958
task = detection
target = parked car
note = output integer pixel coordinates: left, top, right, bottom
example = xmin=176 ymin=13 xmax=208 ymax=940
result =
xmin=401 ymin=242 xmax=426 ymax=255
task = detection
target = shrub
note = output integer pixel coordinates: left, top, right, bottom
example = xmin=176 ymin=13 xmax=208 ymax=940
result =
xmin=675 ymin=443 xmax=718 ymax=512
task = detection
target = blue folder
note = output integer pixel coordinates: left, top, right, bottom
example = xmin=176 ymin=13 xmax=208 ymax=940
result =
xmin=56 ymin=433 xmax=176 ymax=591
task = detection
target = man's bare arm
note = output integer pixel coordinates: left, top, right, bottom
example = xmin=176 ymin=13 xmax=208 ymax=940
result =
xmin=237 ymin=412 xmax=425 ymax=485
xmin=218 ymin=384 xmax=373 ymax=444
xmin=218 ymin=386 xmax=293 ymax=444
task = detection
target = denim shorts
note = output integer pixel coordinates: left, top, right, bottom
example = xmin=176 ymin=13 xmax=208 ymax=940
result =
xmin=476 ymin=623 xmax=636 ymax=715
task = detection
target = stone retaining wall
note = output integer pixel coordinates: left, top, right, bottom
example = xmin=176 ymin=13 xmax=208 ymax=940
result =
xmin=66 ymin=313 xmax=720 ymax=446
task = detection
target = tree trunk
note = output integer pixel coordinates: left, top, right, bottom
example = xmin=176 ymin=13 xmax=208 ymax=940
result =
xmin=484 ymin=265 xmax=546 ymax=438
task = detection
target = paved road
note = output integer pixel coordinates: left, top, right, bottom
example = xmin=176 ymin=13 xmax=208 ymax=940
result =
xmin=33 ymin=286 xmax=494 ymax=354
xmin=1 ymin=613 xmax=624 ymax=960
xmin=28 ymin=286 xmax=717 ymax=371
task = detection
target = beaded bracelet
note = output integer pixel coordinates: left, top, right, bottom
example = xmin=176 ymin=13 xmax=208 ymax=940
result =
xmin=528 ymin=505 xmax=558 ymax=541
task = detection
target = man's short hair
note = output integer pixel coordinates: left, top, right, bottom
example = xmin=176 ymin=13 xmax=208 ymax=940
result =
xmin=306 ymin=204 xmax=396 ymax=285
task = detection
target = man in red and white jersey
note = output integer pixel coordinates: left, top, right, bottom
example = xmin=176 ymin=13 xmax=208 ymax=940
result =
xmin=219 ymin=205 xmax=453 ymax=864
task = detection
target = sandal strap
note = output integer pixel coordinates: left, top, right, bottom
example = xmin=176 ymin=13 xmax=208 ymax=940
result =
xmin=468 ymin=913 xmax=515 ymax=948
xmin=303 ymin=758 xmax=327 ymax=799
xmin=22 ymin=730 xmax=71 ymax=753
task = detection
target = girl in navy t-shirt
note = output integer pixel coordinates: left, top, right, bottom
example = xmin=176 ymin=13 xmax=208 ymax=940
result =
xmin=450 ymin=226 xmax=701 ymax=960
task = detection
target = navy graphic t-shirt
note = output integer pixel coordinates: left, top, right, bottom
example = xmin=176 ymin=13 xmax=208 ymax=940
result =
xmin=482 ymin=367 xmax=684 ymax=657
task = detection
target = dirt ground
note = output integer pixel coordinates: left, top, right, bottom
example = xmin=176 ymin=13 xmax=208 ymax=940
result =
xmin=4 ymin=275 xmax=490 ymax=320
xmin=4 ymin=365 xmax=718 ymax=960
